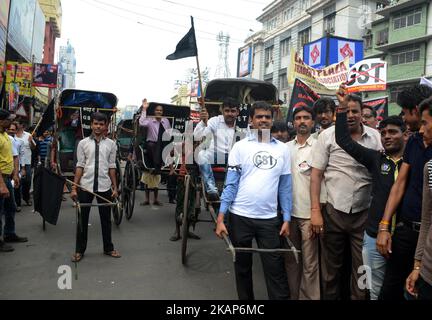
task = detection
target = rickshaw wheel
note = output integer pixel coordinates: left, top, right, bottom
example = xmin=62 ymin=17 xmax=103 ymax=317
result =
xmin=181 ymin=174 xmax=191 ymax=265
xmin=124 ymin=160 xmax=136 ymax=220
xmin=113 ymin=159 xmax=123 ymax=226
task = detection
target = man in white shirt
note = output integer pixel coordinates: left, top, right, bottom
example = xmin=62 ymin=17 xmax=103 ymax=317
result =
xmin=194 ymin=98 xmax=240 ymax=201
xmin=14 ymin=121 xmax=36 ymax=207
xmin=216 ymin=101 xmax=292 ymax=300
xmin=286 ymin=106 xmax=324 ymax=300
xmin=70 ymin=112 xmax=120 ymax=262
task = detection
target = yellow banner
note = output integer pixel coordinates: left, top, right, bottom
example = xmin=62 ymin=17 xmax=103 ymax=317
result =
xmin=288 ymin=50 xmax=350 ymax=95
xmin=5 ymin=61 xmax=33 ymax=96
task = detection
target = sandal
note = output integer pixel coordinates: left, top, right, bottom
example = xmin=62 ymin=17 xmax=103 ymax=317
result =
xmin=153 ymin=201 xmax=163 ymax=206
xmin=104 ymin=249 xmax=121 ymax=258
xmin=140 ymin=201 xmax=150 ymax=206
xmin=71 ymin=252 xmax=84 ymax=262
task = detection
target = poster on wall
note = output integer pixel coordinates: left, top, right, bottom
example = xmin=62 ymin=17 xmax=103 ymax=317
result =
xmin=363 ymin=96 xmax=388 ymax=122
xmin=7 ymin=0 xmax=37 ymax=61
xmin=33 ymin=63 xmax=58 ymax=88
xmin=238 ymin=46 xmax=252 ymax=77
xmin=5 ymin=61 xmax=33 ymax=96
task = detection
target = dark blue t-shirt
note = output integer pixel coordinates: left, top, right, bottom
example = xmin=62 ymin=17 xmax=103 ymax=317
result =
xmin=400 ymin=133 xmax=432 ymax=222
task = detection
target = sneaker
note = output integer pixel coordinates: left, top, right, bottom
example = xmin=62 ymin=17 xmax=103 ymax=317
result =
xmin=0 ymin=240 xmax=14 ymax=252
xmin=16 ymin=206 xmax=21 ymax=212
xmin=3 ymin=234 xmax=28 ymax=243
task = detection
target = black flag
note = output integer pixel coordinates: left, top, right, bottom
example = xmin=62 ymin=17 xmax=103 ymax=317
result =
xmin=36 ymin=99 xmax=55 ymax=136
xmin=166 ymin=17 xmax=198 ymax=60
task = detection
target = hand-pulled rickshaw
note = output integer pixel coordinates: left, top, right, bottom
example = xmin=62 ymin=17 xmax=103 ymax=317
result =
xmin=120 ymin=102 xmax=190 ymax=221
xmin=53 ymin=89 xmax=124 ymax=226
xmin=179 ymin=78 xmax=300 ymax=265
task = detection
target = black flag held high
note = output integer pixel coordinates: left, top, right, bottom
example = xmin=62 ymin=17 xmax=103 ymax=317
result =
xmin=36 ymin=99 xmax=55 ymax=136
xmin=166 ymin=17 xmax=198 ymax=60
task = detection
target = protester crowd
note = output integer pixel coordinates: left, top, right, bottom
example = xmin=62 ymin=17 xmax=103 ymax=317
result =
xmin=1 ymin=83 xmax=432 ymax=301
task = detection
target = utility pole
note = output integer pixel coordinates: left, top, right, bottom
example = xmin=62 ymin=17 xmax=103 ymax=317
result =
xmin=214 ymin=32 xmax=231 ymax=79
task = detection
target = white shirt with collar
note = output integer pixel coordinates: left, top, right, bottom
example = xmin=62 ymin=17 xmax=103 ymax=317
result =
xmin=76 ymin=135 xmax=117 ymax=193
xmin=194 ymin=115 xmax=237 ymax=155
xmin=287 ymin=135 xmax=327 ymax=219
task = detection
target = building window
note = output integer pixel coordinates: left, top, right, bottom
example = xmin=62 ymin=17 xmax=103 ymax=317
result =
xmin=280 ymin=38 xmax=291 ymax=57
xmin=279 ymin=74 xmax=288 ymax=90
xmin=391 ymin=45 xmax=421 ymax=65
xmin=364 ymin=34 xmax=373 ymax=50
xmin=265 ymin=46 xmax=274 ymax=67
xmin=300 ymin=0 xmax=310 ymax=11
xmin=376 ymin=28 xmax=388 ymax=46
xmin=298 ymin=28 xmax=311 ymax=49
xmin=390 ymin=85 xmax=410 ymax=103
xmin=266 ymin=17 xmax=278 ymax=31
xmin=323 ymin=13 xmax=336 ymax=34
xmin=393 ymin=7 xmax=422 ymax=30
xmin=282 ymin=6 xmax=294 ymax=23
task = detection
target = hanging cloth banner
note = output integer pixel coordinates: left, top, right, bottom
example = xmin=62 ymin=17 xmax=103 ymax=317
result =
xmin=288 ymin=50 xmax=350 ymax=95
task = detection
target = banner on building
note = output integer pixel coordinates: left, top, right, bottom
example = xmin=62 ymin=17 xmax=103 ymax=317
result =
xmin=238 ymin=46 xmax=252 ymax=77
xmin=33 ymin=63 xmax=58 ymax=88
xmin=31 ymin=3 xmax=45 ymax=63
xmin=286 ymin=78 xmax=320 ymax=126
xmin=346 ymin=58 xmax=387 ymax=93
xmin=5 ymin=61 xmax=33 ymax=96
xmin=363 ymin=96 xmax=388 ymax=122
xmin=7 ymin=0 xmax=37 ymax=61
xmin=289 ymin=50 xmax=349 ymax=95
xmin=303 ymin=36 xmax=363 ymax=69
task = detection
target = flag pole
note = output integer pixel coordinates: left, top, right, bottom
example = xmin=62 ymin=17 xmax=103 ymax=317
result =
xmin=191 ymin=16 xmax=204 ymax=109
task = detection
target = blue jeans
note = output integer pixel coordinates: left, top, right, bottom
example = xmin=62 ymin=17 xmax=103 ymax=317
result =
xmin=198 ymin=151 xmax=228 ymax=194
xmin=0 ymin=178 xmax=17 ymax=237
xmin=362 ymin=231 xmax=387 ymax=300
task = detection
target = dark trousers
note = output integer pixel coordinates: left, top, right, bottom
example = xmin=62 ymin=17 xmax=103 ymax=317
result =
xmin=0 ymin=178 xmax=16 ymax=237
xmin=146 ymin=141 xmax=162 ymax=171
xmin=418 ymin=276 xmax=432 ymax=300
xmin=75 ymin=190 xmax=114 ymax=254
xmin=167 ymin=173 xmax=177 ymax=201
xmin=228 ymin=213 xmax=290 ymax=300
xmin=321 ymin=203 xmax=367 ymax=300
xmin=379 ymin=223 xmax=419 ymax=300
xmin=21 ymin=165 xmax=32 ymax=203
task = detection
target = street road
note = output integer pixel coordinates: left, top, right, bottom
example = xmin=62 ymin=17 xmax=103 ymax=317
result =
xmin=0 ymin=189 xmax=268 ymax=299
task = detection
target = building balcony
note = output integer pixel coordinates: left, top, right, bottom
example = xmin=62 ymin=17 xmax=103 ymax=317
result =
xmin=376 ymin=33 xmax=432 ymax=52
xmin=376 ymin=0 xmax=431 ymax=18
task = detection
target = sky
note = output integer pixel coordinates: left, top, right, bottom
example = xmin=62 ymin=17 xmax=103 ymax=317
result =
xmin=56 ymin=0 xmax=271 ymax=108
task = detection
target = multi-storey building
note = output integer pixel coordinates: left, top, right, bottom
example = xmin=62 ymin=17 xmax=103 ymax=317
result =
xmin=239 ymin=0 xmax=380 ymax=103
xmin=58 ymin=40 xmax=76 ymax=89
xmin=365 ymin=0 xmax=432 ymax=115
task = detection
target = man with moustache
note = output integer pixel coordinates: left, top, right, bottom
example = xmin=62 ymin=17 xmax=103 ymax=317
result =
xmin=285 ymin=106 xmax=325 ymax=300
xmin=336 ymin=85 xmax=407 ymax=300
xmin=215 ymin=101 xmax=292 ymax=300
xmin=362 ymin=105 xmax=379 ymax=129
xmin=310 ymin=92 xmax=382 ymax=300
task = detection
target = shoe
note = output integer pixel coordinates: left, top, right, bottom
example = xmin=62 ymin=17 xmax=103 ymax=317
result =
xmin=24 ymin=200 xmax=32 ymax=206
xmin=0 ymin=240 xmax=14 ymax=252
xmin=207 ymin=192 xmax=220 ymax=202
xmin=169 ymin=234 xmax=181 ymax=241
xmin=153 ymin=201 xmax=163 ymax=206
xmin=3 ymin=234 xmax=28 ymax=243
xmin=169 ymin=199 xmax=176 ymax=204
xmin=140 ymin=201 xmax=150 ymax=206
xmin=16 ymin=206 xmax=21 ymax=212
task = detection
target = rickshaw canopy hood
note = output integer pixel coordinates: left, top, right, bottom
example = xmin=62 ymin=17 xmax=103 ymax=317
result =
xmin=59 ymin=89 xmax=118 ymax=108
xmin=204 ymin=78 xmax=278 ymax=104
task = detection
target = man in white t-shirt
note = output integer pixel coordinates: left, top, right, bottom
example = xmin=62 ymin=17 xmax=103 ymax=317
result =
xmin=215 ymin=101 xmax=292 ymax=300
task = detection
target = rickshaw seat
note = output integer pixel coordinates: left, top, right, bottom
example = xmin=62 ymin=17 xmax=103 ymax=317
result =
xmin=212 ymin=166 xmax=226 ymax=173
xmin=59 ymin=129 xmax=76 ymax=153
